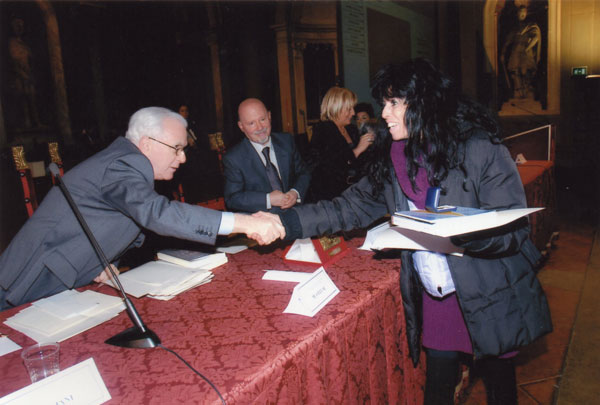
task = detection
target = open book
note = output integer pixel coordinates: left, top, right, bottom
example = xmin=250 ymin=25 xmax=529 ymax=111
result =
xmin=392 ymin=207 xmax=544 ymax=237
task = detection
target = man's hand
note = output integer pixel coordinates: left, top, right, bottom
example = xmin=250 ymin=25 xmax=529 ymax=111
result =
xmin=233 ymin=212 xmax=285 ymax=245
xmin=94 ymin=264 xmax=119 ymax=283
xmin=270 ymin=190 xmax=298 ymax=209
xmin=280 ymin=190 xmax=298 ymax=209
xmin=269 ymin=190 xmax=287 ymax=207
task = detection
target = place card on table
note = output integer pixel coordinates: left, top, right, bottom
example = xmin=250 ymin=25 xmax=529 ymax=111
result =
xmin=0 ymin=358 xmax=110 ymax=405
xmin=284 ymin=267 xmax=339 ymax=317
xmin=283 ymin=236 xmax=349 ymax=267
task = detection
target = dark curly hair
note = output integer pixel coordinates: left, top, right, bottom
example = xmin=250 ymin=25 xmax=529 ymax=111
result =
xmin=354 ymin=102 xmax=374 ymax=118
xmin=367 ymin=58 xmax=501 ymax=196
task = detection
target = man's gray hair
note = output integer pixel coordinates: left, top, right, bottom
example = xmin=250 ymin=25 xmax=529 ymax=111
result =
xmin=125 ymin=107 xmax=187 ymax=144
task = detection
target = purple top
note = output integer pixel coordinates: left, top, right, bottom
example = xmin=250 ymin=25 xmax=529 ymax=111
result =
xmin=390 ymin=140 xmax=517 ymax=357
xmin=390 ymin=140 xmax=474 ymax=353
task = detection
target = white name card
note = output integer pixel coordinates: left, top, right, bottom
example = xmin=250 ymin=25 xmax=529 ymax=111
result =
xmin=284 ymin=267 xmax=339 ymax=317
xmin=0 ymin=358 xmax=111 ymax=405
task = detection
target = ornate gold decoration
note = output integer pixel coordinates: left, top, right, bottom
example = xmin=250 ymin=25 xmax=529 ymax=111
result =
xmin=318 ymin=235 xmax=341 ymax=252
xmin=11 ymin=146 xmax=28 ymax=170
xmin=48 ymin=142 xmax=62 ymax=163
xmin=208 ymin=132 xmax=225 ymax=151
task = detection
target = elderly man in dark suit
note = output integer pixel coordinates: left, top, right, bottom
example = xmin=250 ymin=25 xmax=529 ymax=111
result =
xmin=0 ymin=107 xmax=284 ymax=311
xmin=224 ymin=98 xmax=310 ymax=213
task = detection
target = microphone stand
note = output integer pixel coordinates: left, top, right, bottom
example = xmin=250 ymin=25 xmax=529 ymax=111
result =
xmin=48 ymin=163 xmax=160 ymax=349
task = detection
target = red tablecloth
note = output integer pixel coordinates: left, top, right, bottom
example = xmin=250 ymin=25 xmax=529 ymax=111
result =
xmin=0 ymin=238 xmax=425 ymax=404
xmin=517 ymin=160 xmax=557 ymax=251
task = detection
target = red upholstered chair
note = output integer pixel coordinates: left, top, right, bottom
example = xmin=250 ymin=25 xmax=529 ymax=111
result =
xmin=11 ymin=142 xmax=64 ymax=217
xmin=197 ymin=197 xmax=226 ymax=210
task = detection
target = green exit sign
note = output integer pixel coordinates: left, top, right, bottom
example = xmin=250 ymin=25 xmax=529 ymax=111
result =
xmin=572 ymin=66 xmax=587 ymax=76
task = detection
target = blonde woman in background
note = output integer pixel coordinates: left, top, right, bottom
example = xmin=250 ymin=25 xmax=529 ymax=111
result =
xmin=306 ymin=87 xmax=373 ymax=201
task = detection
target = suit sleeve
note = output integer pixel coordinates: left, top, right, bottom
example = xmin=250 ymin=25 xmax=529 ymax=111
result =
xmin=101 ymin=154 xmax=222 ymax=244
xmin=280 ymin=175 xmax=389 ymax=240
xmin=223 ymin=152 xmax=268 ymax=213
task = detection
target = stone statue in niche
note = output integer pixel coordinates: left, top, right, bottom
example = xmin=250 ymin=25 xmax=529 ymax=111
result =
xmin=8 ymin=17 xmax=41 ymax=130
xmin=500 ymin=6 xmax=542 ymax=99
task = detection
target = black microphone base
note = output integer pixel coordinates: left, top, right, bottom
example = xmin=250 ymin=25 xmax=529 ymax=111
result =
xmin=105 ymin=326 xmax=161 ymax=349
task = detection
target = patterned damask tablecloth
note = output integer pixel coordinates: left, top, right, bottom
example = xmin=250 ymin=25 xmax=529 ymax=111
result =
xmin=0 ymin=237 xmax=425 ymax=404
xmin=517 ymin=160 xmax=557 ymax=252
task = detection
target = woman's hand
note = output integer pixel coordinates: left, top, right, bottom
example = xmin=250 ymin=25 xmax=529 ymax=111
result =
xmin=353 ymin=133 xmax=374 ymax=157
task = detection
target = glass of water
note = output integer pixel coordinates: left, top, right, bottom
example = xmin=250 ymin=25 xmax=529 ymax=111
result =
xmin=21 ymin=342 xmax=60 ymax=383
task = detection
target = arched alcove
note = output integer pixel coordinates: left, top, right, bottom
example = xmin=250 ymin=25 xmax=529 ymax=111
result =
xmin=483 ymin=0 xmax=560 ymax=115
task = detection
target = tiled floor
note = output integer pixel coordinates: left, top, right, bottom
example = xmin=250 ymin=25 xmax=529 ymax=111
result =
xmin=459 ymin=219 xmax=596 ymax=404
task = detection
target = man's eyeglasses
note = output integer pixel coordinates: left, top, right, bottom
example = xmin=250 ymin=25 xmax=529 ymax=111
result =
xmin=148 ymin=137 xmax=188 ymax=156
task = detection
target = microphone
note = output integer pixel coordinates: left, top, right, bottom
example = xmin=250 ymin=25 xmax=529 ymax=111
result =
xmin=48 ymin=163 xmax=160 ymax=349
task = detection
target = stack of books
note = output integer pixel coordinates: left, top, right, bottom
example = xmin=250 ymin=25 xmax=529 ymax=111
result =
xmin=106 ymin=250 xmax=228 ymax=300
xmin=4 ymin=290 xmax=125 ymax=343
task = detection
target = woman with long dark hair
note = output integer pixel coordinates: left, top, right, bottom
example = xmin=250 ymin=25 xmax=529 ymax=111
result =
xmin=265 ymin=59 xmax=552 ymax=404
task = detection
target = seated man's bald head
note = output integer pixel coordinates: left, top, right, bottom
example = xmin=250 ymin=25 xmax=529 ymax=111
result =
xmin=237 ymin=98 xmax=272 ymax=145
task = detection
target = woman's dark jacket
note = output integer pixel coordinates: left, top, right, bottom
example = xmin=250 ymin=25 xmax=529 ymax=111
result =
xmin=307 ymin=120 xmax=359 ymax=202
xmin=280 ymin=129 xmax=552 ymax=366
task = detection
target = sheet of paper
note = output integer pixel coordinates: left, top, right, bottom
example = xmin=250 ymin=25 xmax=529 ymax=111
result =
xmin=6 ymin=306 xmax=87 ymax=336
xmin=359 ymin=222 xmax=392 ymax=250
xmin=32 ymin=290 xmax=97 ymax=320
xmin=0 ymin=358 xmax=111 ymax=405
xmin=76 ymin=291 xmax=124 ymax=316
xmin=285 ymin=238 xmax=321 ymax=263
xmin=283 ymin=267 xmax=339 ymax=317
xmin=216 ymin=245 xmax=248 ymax=254
xmin=360 ymin=221 xmax=463 ymax=255
xmin=392 ymin=207 xmax=544 ymax=237
xmin=262 ymin=270 xmax=313 ymax=283
xmin=119 ymin=261 xmax=193 ymax=284
xmin=5 ymin=307 xmax=123 ymax=344
xmin=0 ymin=336 xmax=21 ymax=356
xmin=4 ymin=291 xmax=125 ymax=343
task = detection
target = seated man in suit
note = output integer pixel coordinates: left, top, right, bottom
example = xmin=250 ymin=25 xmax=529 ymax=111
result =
xmin=224 ymin=98 xmax=310 ymax=213
xmin=0 ymin=106 xmax=284 ymax=311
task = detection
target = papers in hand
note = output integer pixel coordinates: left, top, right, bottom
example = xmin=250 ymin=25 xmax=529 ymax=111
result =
xmin=105 ymin=260 xmax=217 ymax=300
xmin=3 ymin=290 xmax=125 ymax=343
xmin=359 ymin=222 xmax=464 ymax=255
xmin=157 ymin=249 xmax=227 ymax=269
xmin=392 ymin=207 xmax=544 ymax=237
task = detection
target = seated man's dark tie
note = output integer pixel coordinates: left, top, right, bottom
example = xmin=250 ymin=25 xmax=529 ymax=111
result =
xmin=262 ymin=147 xmax=283 ymax=191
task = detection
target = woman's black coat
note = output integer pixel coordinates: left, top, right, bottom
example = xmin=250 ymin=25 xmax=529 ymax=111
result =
xmin=281 ymin=130 xmax=552 ymax=366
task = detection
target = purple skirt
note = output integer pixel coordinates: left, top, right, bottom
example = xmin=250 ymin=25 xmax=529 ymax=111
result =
xmin=422 ymin=291 xmax=517 ymax=358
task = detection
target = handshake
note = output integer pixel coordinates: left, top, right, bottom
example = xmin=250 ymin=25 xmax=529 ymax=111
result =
xmin=233 ymin=212 xmax=286 ymax=245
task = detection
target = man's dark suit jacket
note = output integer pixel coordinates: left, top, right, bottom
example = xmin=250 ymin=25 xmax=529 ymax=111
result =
xmin=0 ymin=137 xmax=223 ymax=310
xmin=223 ymin=132 xmax=310 ymax=213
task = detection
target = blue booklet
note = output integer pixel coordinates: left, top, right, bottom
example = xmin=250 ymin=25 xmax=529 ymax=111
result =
xmin=393 ymin=207 xmax=489 ymax=224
